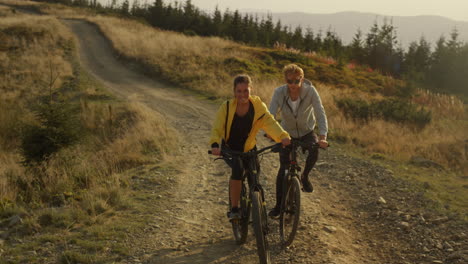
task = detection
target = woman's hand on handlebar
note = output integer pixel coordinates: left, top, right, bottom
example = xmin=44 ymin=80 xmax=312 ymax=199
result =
xmin=211 ymin=147 xmax=221 ymax=156
xmin=281 ymin=137 xmax=291 ymax=147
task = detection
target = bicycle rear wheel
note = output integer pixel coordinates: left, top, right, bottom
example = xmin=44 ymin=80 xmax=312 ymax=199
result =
xmin=280 ymin=176 xmax=301 ymax=247
xmin=230 ymin=184 xmax=249 ymax=244
xmin=251 ymin=191 xmax=271 ymax=264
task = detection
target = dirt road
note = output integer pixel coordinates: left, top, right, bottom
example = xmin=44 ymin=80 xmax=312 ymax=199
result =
xmin=64 ymin=19 xmax=467 ymax=264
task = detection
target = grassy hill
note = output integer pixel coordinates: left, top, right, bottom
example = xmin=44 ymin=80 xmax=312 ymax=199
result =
xmin=0 ymin=4 xmax=178 ymax=262
xmin=4 ymin=0 xmax=467 ymax=208
xmin=45 ymin=5 xmax=467 ymax=167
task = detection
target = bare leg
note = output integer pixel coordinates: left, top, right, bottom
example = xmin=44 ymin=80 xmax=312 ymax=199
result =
xmin=230 ymin=179 xmax=242 ymax=208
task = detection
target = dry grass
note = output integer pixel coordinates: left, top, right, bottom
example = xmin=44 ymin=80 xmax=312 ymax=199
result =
xmin=100 ymin=14 xmax=467 ymax=174
xmin=0 ymin=0 xmax=39 ymax=6
xmin=0 ymin=7 xmax=177 ymax=209
xmin=29 ymin=101 xmax=177 ymax=202
xmin=412 ymin=89 xmax=465 ymax=119
xmin=7 ymin=1 xmax=464 ymax=212
xmin=34 ymin=2 xmax=466 ymax=174
xmin=86 ymin=15 xmax=253 ymax=96
xmin=0 ymin=12 xmax=74 ymax=154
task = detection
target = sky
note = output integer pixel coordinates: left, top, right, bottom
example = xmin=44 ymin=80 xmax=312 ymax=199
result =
xmin=178 ymin=0 xmax=468 ymax=22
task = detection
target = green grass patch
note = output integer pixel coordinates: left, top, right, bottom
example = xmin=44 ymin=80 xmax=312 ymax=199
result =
xmin=60 ymin=251 xmax=102 ymax=264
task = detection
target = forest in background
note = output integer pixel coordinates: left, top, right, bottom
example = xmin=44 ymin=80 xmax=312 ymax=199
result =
xmin=39 ymin=0 xmax=468 ymax=99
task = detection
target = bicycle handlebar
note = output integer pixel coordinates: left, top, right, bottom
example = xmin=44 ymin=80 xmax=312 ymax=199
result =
xmin=263 ymin=134 xmax=329 ymax=149
xmin=208 ymin=143 xmax=282 ymax=158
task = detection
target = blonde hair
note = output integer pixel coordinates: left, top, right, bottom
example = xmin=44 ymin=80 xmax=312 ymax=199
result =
xmin=283 ymin=64 xmax=304 ymax=78
xmin=233 ymin=74 xmax=252 ymax=90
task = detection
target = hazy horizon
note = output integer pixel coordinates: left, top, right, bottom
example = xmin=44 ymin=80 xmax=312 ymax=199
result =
xmin=98 ymin=0 xmax=468 ymax=22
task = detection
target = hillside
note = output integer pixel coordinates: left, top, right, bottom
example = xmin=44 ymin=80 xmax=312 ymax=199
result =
xmin=0 ymin=1 xmax=467 ymax=263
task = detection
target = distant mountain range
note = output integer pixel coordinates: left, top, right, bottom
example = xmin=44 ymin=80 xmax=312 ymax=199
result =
xmin=246 ymin=11 xmax=468 ymax=48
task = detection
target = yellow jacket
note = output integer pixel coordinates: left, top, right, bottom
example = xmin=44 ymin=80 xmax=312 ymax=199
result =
xmin=210 ymin=95 xmax=290 ymax=152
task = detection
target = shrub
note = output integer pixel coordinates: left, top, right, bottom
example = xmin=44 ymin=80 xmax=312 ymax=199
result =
xmin=335 ymin=97 xmax=432 ymax=128
xmin=335 ymin=97 xmax=372 ymax=122
xmin=21 ymin=98 xmax=82 ymax=163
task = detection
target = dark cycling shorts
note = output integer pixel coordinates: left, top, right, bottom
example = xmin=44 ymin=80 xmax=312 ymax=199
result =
xmin=228 ymin=156 xmax=260 ymax=181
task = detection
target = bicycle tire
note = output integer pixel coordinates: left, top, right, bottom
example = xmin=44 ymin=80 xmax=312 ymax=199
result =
xmin=230 ymin=184 xmax=249 ymax=244
xmin=279 ymin=176 xmax=301 ymax=247
xmin=252 ymin=191 xmax=271 ymax=264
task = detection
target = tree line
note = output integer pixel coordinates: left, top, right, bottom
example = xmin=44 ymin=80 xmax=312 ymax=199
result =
xmin=40 ymin=0 xmax=468 ymax=97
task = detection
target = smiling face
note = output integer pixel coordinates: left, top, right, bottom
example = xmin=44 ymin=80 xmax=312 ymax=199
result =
xmin=234 ymin=82 xmax=250 ymax=104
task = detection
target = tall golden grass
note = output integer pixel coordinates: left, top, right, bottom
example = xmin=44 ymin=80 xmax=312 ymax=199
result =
xmin=0 ymin=8 xmax=177 ymax=209
xmin=77 ymin=13 xmax=467 ymax=174
xmin=8 ymin=1 xmax=465 ymax=209
xmin=86 ymin=15 xmax=256 ymax=97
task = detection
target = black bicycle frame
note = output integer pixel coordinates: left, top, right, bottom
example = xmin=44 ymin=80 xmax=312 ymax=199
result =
xmin=285 ymin=139 xmax=313 ymax=177
xmin=211 ymin=143 xmax=282 ymax=203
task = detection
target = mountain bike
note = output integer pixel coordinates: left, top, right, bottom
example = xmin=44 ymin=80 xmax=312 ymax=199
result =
xmin=210 ymin=143 xmax=281 ymax=264
xmin=279 ymin=140 xmax=322 ymax=247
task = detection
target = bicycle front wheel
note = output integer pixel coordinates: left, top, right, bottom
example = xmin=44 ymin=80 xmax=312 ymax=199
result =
xmin=231 ymin=184 xmax=249 ymax=244
xmin=251 ymin=191 xmax=271 ymax=264
xmin=280 ymin=176 xmax=301 ymax=247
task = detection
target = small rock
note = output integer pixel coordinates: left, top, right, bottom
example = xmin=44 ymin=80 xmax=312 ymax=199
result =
xmin=432 ymin=261 xmax=443 ymax=264
xmin=431 ymin=216 xmax=449 ymax=225
xmin=323 ymin=226 xmax=337 ymax=233
xmin=418 ymin=214 xmax=426 ymax=224
xmin=378 ymin=197 xmax=387 ymax=204
xmin=423 ymin=247 xmax=430 ymax=253
xmin=399 ymin=221 xmax=410 ymax=228
xmin=184 ymin=248 xmax=190 ymax=252
xmin=403 ymin=214 xmax=411 ymax=221
xmin=218 ymin=200 xmax=229 ymax=206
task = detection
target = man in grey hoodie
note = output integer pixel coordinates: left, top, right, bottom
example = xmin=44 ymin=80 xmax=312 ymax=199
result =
xmin=268 ymin=64 xmax=329 ymax=217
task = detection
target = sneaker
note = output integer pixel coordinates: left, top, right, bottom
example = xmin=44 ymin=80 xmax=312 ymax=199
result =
xmin=268 ymin=206 xmax=280 ymax=218
xmin=301 ymin=177 xmax=314 ymax=193
xmin=228 ymin=207 xmax=241 ymax=220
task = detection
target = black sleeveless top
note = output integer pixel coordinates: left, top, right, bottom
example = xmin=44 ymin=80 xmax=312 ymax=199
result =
xmin=227 ymin=101 xmax=254 ymax=151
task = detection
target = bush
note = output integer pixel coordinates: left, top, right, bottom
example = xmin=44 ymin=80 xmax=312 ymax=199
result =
xmin=335 ymin=97 xmax=372 ymax=122
xmin=21 ymin=98 xmax=82 ymax=163
xmin=335 ymin=97 xmax=432 ymax=128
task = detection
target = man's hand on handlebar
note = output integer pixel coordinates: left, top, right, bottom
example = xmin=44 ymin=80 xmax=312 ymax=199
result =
xmin=318 ymin=139 xmax=328 ymax=149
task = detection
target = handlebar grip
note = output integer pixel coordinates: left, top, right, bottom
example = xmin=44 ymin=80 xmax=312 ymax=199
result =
xmin=208 ymin=150 xmax=212 ymax=154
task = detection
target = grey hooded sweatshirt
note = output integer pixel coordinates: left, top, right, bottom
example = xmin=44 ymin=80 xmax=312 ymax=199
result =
xmin=269 ymin=79 xmax=328 ymax=138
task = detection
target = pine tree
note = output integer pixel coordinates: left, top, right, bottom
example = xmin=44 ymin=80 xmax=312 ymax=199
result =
xmin=291 ymin=25 xmax=304 ymax=50
xmin=120 ymin=0 xmax=130 ymax=15
xmin=349 ymin=28 xmax=365 ymax=64
xmin=212 ymin=5 xmax=223 ymax=36
xmin=303 ymin=27 xmax=315 ymax=52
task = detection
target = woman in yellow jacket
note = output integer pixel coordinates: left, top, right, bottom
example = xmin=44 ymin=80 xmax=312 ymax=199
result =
xmin=210 ymin=75 xmax=291 ymax=220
